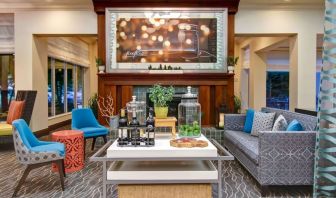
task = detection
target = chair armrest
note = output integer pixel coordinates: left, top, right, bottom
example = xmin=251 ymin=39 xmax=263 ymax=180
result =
xmin=258 ymin=131 xmax=316 ymax=185
xmin=224 ymin=114 xmax=246 ymax=131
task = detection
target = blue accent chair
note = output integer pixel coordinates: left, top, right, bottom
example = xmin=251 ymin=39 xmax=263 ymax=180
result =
xmin=12 ymin=119 xmax=65 ymax=197
xmin=71 ymin=108 xmax=108 ymax=151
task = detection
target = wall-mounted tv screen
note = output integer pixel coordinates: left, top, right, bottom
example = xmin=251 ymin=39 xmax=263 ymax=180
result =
xmin=116 ymin=18 xmax=217 ymax=63
xmin=106 ymin=9 xmax=227 ymax=71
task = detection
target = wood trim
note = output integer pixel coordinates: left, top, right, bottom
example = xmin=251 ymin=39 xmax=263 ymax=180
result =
xmin=199 ymin=86 xmax=211 ymax=125
xmin=121 ymin=86 xmax=133 ymax=108
xmin=34 ymin=119 xmax=71 ymax=138
xmin=97 ymin=13 xmax=106 ymax=64
xmin=228 ymin=14 xmax=235 ymax=56
xmin=98 ymin=73 xmax=233 ymax=85
xmin=93 ymin=0 xmax=240 ymax=14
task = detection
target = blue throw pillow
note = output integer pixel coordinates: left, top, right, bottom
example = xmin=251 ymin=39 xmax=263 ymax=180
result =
xmin=243 ymin=109 xmax=255 ymax=133
xmin=286 ymin=119 xmax=303 ymax=131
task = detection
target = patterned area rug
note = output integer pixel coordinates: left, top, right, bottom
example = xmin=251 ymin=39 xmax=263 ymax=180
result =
xmin=0 ymin=136 xmax=312 ymax=198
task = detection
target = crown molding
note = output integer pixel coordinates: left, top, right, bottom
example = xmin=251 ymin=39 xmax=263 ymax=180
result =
xmin=239 ymin=3 xmax=324 ymax=10
xmin=0 ymin=3 xmax=93 ymax=12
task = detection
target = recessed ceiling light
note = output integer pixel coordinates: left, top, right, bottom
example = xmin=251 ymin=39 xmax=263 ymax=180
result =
xmin=284 ymin=0 xmax=291 ymax=2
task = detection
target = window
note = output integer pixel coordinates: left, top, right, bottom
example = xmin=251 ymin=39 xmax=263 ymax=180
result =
xmin=266 ymin=71 xmax=289 ymax=110
xmin=0 ymin=55 xmax=15 ymax=114
xmin=48 ymin=57 xmax=85 ymax=117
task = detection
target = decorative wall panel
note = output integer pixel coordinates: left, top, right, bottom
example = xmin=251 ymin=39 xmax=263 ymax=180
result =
xmin=314 ymin=0 xmax=336 ymax=196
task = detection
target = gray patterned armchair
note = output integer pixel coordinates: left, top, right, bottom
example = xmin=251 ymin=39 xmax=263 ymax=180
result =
xmin=223 ymin=107 xmax=317 ymax=188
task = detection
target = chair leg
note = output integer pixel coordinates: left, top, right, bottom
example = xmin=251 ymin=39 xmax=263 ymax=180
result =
xmin=103 ymin=135 xmax=107 ymax=144
xmin=56 ymin=160 xmax=65 ymax=191
xmin=12 ymin=165 xmax=32 ymax=197
xmin=91 ymin=137 xmax=96 ymax=151
xmin=62 ymin=159 xmax=66 ymax=178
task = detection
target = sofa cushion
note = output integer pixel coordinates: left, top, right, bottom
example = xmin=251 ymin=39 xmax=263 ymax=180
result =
xmin=243 ymin=109 xmax=255 ymax=133
xmin=251 ymin=112 xmax=275 ymax=136
xmin=287 ymin=119 xmax=303 ymax=131
xmin=224 ymin=130 xmax=259 ymax=164
xmin=0 ymin=123 xmax=13 ymax=136
xmin=272 ymin=115 xmax=288 ymax=131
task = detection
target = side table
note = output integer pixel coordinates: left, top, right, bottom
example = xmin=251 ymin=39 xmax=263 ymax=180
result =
xmin=52 ymin=130 xmax=84 ymax=173
xmin=155 ymin=117 xmax=177 ymax=136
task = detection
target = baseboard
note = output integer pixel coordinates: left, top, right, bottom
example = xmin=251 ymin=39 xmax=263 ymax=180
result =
xmin=34 ymin=119 xmax=71 ymax=138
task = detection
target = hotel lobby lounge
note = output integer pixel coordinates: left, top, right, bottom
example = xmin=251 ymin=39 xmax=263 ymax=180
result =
xmin=0 ymin=0 xmax=333 ymax=197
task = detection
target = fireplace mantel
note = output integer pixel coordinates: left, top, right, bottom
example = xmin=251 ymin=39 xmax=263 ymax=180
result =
xmin=98 ymin=72 xmax=234 ymax=126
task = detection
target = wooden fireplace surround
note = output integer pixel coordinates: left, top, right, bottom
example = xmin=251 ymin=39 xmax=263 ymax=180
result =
xmin=93 ymin=0 xmax=240 ymax=126
xmin=98 ymin=73 xmax=234 ymax=126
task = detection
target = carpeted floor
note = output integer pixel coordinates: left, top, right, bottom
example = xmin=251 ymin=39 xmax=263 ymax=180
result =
xmin=0 ymin=127 xmax=312 ymax=198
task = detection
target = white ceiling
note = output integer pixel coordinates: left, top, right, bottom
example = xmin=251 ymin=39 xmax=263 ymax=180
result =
xmin=0 ymin=0 xmax=325 ymax=10
xmin=0 ymin=0 xmax=93 ymax=10
xmin=240 ymin=0 xmax=324 ymax=8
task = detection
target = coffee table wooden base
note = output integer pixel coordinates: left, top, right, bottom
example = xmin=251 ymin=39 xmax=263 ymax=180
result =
xmin=118 ymin=184 xmax=211 ymax=198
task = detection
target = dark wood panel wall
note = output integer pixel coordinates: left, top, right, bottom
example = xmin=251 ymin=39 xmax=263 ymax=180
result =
xmin=98 ymin=73 xmax=234 ymax=126
xmin=93 ymin=0 xmax=240 ymax=126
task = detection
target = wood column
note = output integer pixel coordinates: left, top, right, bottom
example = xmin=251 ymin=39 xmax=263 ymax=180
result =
xmin=97 ymin=13 xmax=106 ymax=64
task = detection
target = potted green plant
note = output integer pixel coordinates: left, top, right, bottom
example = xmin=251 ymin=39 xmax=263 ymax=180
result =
xmin=227 ymin=56 xmax=239 ymax=74
xmin=149 ymin=84 xmax=174 ymax=118
xmin=88 ymin=93 xmax=99 ymax=118
xmin=234 ymin=95 xmax=241 ymax=114
xmin=96 ymin=57 xmax=105 ymax=73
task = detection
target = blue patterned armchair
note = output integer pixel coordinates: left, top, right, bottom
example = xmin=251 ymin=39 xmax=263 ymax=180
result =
xmin=12 ymin=119 xmax=65 ymax=197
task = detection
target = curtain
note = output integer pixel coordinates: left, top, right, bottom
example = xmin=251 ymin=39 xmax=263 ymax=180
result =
xmin=48 ymin=37 xmax=90 ymax=67
xmin=0 ymin=13 xmax=14 ymax=54
xmin=314 ymin=0 xmax=336 ymax=197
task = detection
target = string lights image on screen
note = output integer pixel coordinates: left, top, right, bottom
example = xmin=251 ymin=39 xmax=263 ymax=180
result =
xmin=116 ymin=18 xmax=217 ymax=63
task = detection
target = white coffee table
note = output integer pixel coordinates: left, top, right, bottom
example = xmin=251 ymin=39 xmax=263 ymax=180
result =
xmin=91 ymin=134 xmax=234 ymax=198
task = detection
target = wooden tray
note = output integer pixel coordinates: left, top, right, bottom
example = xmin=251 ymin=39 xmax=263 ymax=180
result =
xmin=170 ymin=138 xmax=208 ymax=148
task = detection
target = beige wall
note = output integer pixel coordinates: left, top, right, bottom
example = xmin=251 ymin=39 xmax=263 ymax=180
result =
xmin=14 ymin=11 xmax=97 ymax=131
xmin=236 ymin=37 xmax=288 ymax=111
xmin=235 ymin=8 xmax=324 ymax=111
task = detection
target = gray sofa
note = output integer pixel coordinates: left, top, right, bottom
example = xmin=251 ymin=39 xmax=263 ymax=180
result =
xmin=223 ymin=107 xmax=317 ymax=187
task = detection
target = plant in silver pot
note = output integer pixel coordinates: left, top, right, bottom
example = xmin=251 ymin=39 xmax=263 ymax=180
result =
xmin=96 ymin=57 xmax=105 ymax=73
xmin=227 ymin=56 xmax=239 ymax=74
xmin=149 ymin=84 xmax=174 ymax=119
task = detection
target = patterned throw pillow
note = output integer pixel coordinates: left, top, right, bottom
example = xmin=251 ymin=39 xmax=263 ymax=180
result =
xmin=272 ymin=115 xmax=288 ymax=131
xmin=251 ymin=112 xmax=276 ymax=136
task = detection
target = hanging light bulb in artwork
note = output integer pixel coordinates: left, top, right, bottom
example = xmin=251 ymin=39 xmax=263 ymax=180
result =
xmin=158 ymin=35 xmax=164 ymax=42
xmin=159 ymin=19 xmax=165 ymax=25
xmin=120 ymin=32 xmax=126 ymax=37
xmin=141 ymin=25 xmax=147 ymax=31
xmin=164 ymin=40 xmax=171 ymax=47
xmin=120 ymin=21 xmax=127 ymax=27
xmin=142 ymin=33 xmax=149 ymax=39
xmin=186 ymin=39 xmax=192 ymax=45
